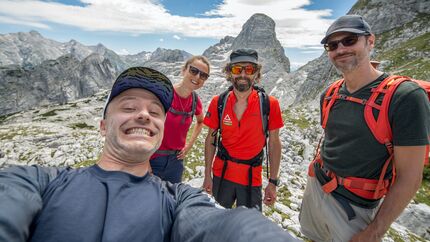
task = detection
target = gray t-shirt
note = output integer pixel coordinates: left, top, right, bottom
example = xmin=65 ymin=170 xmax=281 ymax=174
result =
xmin=318 ymin=74 xmax=430 ymax=207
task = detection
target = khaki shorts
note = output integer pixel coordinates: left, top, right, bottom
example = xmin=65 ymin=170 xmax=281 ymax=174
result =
xmin=299 ymin=177 xmax=381 ymax=242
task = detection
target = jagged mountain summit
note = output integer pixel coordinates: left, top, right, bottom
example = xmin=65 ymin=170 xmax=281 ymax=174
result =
xmin=198 ymin=13 xmax=292 ymax=105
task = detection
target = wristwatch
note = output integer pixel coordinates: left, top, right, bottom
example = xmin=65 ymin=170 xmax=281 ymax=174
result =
xmin=268 ymin=178 xmax=280 ymax=186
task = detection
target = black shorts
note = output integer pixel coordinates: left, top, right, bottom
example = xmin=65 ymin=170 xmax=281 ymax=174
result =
xmin=212 ymin=176 xmax=262 ymax=211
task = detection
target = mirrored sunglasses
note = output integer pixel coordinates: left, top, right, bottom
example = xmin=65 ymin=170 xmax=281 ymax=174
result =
xmin=324 ymin=34 xmax=367 ymax=51
xmin=189 ymin=66 xmax=209 ymax=81
xmin=230 ymin=64 xmax=257 ymax=75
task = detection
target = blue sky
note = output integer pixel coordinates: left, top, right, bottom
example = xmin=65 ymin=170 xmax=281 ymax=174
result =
xmin=0 ymin=0 xmax=357 ymax=70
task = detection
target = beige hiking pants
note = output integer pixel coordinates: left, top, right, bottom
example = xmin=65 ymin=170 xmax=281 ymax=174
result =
xmin=299 ymin=176 xmax=381 ymax=242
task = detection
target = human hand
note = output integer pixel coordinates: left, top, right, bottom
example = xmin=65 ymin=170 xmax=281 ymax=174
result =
xmin=177 ymin=144 xmax=191 ymax=160
xmin=263 ymin=183 xmax=277 ymax=206
xmin=202 ymin=176 xmax=213 ymax=195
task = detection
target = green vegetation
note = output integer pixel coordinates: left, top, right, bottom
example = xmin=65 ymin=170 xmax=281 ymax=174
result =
xmin=377 ymin=32 xmax=430 ymax=79
xmin=68 ymin=122 xmax=96 ymax=130
xmin=73 ymin=156 xmax=99 ymax=168
xmin=182 ymin=124 xmax=206 ymax=181
xmin=414 ymin=166 xmax=430 ymax=206
xmin=18 ymin=152 xmax=31 ymax=162
xmin=0 ymin=127 xmax=54 ymax=141
xmin=375 ymin=12 xmax=430 ymax=80
xmin=282 ymin=109 xmax=313 ymax=130
xmin=0 ymin=113 xmax=15 ymax=125
xmin=41 ymin=110 xmax=58 ymax=117
xmin=387 ymin=228 xmax=404 ymax=242
xmin=387 ymin=228 xmax=426 ymax=242
xmin=277 ymin=185 xmax=293 ymax=208
xmin=264 ymin=206 xmax=290 ymax=224
xmin=351 ymin=0 xmax=371 ymax=10
xmin=40 ymin=108 xmax=71 ymax=118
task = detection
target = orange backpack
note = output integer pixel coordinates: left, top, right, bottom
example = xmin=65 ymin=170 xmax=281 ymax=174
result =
xmin=309 ymin=75 xmax=430 ymax=200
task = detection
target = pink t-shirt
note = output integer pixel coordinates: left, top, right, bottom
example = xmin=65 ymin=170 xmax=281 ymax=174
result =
xmin=151 ymin=89 xmax=202 ymax=159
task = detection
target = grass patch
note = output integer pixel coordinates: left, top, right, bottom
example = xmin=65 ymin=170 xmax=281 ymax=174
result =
xmin=282 ymin=109 xmax=312 ymax=130
xmin=414 ymin=167 xmax=430 ymax=206
xmin=40 ymin=108 xmax=70 ymax=118
xmin=351 ymin=0 xmax=370 ymax=10
xmin=183 ymin=124 xmax=206 ymax=181
xmin=278 ymin=185 xmax=293 ymax=207
xmin=72 ymin=157 xmax=98 ymax=168
xmin=387 ymin=227 xmax=426 ymax=242
xmin=41 ymin=110 xmax=58 ymax=117
xmin=387 ymin=228 xmax=404 ymax=242
xmin=68 ymin=122 xmax=95 ymax=130
xmin=376 ymin=18 xmax=430 ymax=80
xmin=0 ymin=112 xmax=16 ymax=124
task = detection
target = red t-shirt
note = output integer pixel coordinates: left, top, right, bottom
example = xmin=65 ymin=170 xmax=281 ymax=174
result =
xmin=151 ymin=89 xmax=202 ymax=159
xmin=203 ymin=89 xmax=284 ymax=186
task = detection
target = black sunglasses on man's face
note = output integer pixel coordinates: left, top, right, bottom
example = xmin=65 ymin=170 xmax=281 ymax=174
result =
xmin=324 ymin=34 xmax=368 ymax=51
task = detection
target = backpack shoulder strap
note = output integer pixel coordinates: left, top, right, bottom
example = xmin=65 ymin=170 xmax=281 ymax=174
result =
xmin=254 ymin=86 xmax=270 ymax=138
xmin=413 ymin=79 xmax=430 ymax=100
xmin=321 ymin=79 xmax=344 ymax=129
xmin=190 ymin=91 xmax=197 ymax=121
xmin=364 ymin=75 xmax=410 ymax=144
xmin=217 ymin=86 xmax=234 ymax=134
xmin=169 ymin=92 xmax=198 ymax=118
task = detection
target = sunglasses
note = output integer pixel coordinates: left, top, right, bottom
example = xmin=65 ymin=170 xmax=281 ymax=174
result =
xmin=189 ymin=66 xmax=209 ymax=81
xmin=324 ymin=34 xmax=367 ymax=51
xmin=230 ymin=64 xmax=258 ymax=75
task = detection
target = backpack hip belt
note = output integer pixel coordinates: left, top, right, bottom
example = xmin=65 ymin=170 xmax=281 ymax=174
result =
xmin=308 ymin=154 xmax=391 ymax=200
xmin=216 ymin=142 xmax=264 ymax=208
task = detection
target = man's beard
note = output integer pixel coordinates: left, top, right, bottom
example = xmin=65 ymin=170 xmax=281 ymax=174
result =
xmin=332 ymin=52 xmax=359 ymax=73
xmin=232 ymin=76 xmax=253 ymax=92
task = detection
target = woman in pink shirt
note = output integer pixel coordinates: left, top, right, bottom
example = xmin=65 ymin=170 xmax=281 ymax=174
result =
xmin=150 ymin=56 xmax=210 ymax=183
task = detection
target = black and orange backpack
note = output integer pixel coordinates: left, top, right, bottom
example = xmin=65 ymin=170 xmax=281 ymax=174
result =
xmin=309 ymin=75 xmax=430 ymax=200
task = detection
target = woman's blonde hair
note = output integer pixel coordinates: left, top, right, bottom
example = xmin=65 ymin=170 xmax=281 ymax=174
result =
xmin=182 ymin=55 xmax=211 ymax=73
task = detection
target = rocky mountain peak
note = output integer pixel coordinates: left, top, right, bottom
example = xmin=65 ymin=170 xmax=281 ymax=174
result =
xmin=29 ymin=30 xmax=42 ymax=37
xmin=231 ymin=13 xmax=290 ymax=92
xmin=149 ymin=47 xmax=192 ymax=63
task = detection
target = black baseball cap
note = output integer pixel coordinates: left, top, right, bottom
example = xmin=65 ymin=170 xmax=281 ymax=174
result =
xmin=103 ymin=67 xmax=173 ymax=119
xmin=229 ymin=48 xmax=258 ymax=64
xmin=321 ymin=15 xmax=372 ymax=44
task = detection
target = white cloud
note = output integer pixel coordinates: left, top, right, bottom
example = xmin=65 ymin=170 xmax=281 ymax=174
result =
xmin=0 ymin=0 xmax=336 ymax=48
xmin=0 ymin=15 xmax=51 ymax=29
xmin=173 ymin=35 xmax=181 ymax=40
xmin=116 ymin=48 xmax=130 ymax=55
xmin=159 ymin=38 xmax=164 ymax=42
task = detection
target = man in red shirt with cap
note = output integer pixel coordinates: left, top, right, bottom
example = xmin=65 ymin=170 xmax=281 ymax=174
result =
xmin=202 ymin=48 xmax=284 ymax=211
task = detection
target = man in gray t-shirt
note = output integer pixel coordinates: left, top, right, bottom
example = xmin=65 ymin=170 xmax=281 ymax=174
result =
xmin=299 ymin=15 xmax=430 ymax=242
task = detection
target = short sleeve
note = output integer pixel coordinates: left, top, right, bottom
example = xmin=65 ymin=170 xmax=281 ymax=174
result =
xmin=203 ymin=96 xmax=220 ymax=130
xmin=268 ymin=96 xmax=284 ymax=130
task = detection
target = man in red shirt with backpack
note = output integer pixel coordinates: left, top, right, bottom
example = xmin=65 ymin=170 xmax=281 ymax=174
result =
xmin=202 ymin=49 xmax=284 ymax=211
xmin=299 ymin=15 xmax=430 ymax=242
